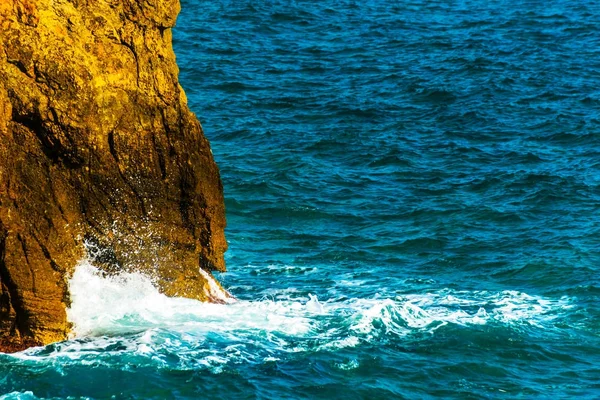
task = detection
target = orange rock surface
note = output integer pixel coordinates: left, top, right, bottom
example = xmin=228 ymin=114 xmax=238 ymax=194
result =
xmin=0 ymin=0 xmax=227 ymax=352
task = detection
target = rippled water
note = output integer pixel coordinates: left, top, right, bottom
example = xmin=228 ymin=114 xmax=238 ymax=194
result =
xmin=2 ymin=0 xmax=600 ymax=398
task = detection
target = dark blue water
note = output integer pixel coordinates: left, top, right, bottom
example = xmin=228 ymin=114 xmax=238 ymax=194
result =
xmin=2 ymin=0 xmax=600 ymax=398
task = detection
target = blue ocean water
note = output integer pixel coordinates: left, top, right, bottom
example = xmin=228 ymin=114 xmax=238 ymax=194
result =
xmin=2 ymin=0 xmax=600 ymax=398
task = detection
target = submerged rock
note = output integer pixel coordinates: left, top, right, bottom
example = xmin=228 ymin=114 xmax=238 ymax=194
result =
xmin=0 ymin=0 xmax=227 ymax=351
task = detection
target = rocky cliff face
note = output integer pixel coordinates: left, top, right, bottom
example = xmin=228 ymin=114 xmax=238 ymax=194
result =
xmin=0 ymin=0 xmax=228 ymax=352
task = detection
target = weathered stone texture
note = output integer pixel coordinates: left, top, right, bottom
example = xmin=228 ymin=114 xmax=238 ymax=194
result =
xmin=0 ymin=0 xmax=227 ymax=352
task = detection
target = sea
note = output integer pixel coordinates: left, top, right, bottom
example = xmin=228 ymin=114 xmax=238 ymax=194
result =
xmin=2 ymin=0 xmax=600 ymax=398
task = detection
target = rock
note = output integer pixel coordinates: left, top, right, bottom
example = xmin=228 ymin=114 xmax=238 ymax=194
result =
xmin=0 ymin=0 xmax=228 ymax=352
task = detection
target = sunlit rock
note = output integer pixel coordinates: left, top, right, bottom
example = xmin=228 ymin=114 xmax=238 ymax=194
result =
xmin=0 ymin=0 xmax=227 ymax=352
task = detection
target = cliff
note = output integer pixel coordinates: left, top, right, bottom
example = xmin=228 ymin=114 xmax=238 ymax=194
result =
xmin=0 ymin=0 xmax=228 ymax=352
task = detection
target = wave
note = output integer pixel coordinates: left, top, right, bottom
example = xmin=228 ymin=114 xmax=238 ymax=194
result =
xmin=0 ymin=393 xmax=46 ymax=400
xmin=66 ymin=260 xmax=235 ymax=337
xmin=1 ymin=260 xmax=573 ymax=374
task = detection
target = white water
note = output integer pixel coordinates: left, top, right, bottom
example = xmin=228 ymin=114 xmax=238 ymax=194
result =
xmin=0 ymin=259 xmax=558 ymax=371
xmin=65 ymin=258 xmax=571 ymax=340
xmin=66 ymin=259 xmax=316 ymax=338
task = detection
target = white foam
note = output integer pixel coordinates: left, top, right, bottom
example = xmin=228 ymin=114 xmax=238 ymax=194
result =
xmin=55 ymin=259 xmax=574 ymax=371
xmin=345 ymin=290 xmax=572 ymax=339
xmin=306 ymin=293 xmax=325 ymax=314
xmin=66 ymin=260 xmax=316 ymax=339
xmin=0 ymin=392 xmax=92 ymax=400
xmin=336 ymin=359 xmax=360 ymax=371
xmin=0 ymin=392 xmax=39 ymax=400
xmin=67 ymin=260 xmax=179 ymax=336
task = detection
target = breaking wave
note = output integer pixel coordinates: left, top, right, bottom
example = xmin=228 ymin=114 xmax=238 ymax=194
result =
xmin=5 ymin=260 xmax=573 ymax=375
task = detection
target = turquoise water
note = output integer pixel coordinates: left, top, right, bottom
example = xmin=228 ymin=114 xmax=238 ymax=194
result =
xmin=2 ymin=0 xmax=600 ymax=398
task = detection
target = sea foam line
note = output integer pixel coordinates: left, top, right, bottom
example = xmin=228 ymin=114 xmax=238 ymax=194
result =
xmin=65 ymin=259 xmax=571 ymax=339
xmin=33 ymin=258 xmax=574 ymax=373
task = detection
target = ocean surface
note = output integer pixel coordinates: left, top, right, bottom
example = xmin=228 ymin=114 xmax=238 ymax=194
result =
xmin=2 ymin=0 xmax=600 ymax=398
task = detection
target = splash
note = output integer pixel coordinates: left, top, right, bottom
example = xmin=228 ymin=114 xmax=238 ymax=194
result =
xmin=45 ymin=259 xmax=576 ymax=374
xmin=62 ymin=259 xmax=572 ymax=356
xmin=66 ymin=259 xmax=236 ymax=337
xmin=65 ymin=259 xmax=316 ymax=339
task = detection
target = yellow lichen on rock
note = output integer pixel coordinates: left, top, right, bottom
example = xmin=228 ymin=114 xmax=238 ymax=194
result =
xmin=0 ymin=0 xmax=228 ymax=352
